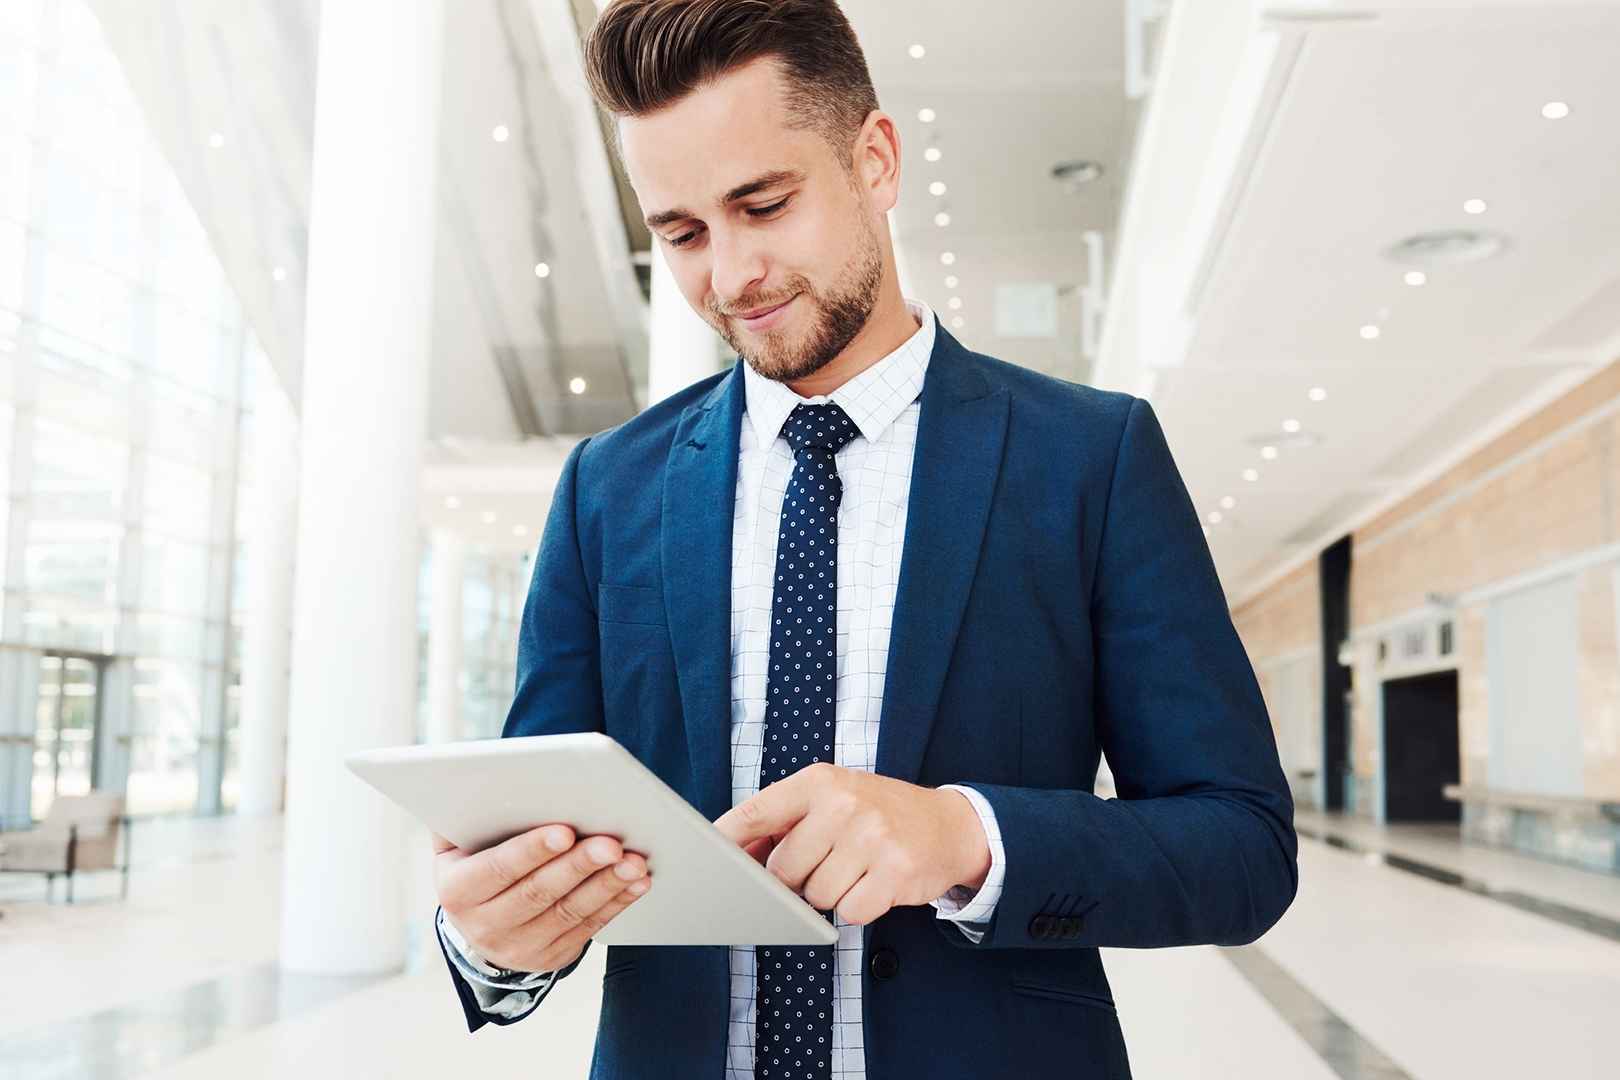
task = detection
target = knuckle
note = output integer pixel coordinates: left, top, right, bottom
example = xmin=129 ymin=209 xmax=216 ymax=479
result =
xmin=550 ymin=893 xmax=590 ymax=928
xmin=518 ymin=871 xmax=556 ymax=910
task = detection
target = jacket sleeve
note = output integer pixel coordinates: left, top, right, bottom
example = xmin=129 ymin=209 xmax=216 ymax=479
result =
xmin=445 ymin=438 xmax=607 ymax=1028
xmin=951 ymin=398 xmax=1298 ymax=951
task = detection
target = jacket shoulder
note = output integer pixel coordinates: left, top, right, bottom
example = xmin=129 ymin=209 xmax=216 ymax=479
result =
xmin=950 ymin=345 xmax=1139 ymax=435
xmin=575 ymin=367 xmax=733 ymax=474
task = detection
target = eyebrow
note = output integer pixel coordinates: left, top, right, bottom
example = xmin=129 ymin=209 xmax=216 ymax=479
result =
xmin=644 ymin=168 xmax=806 ymax=230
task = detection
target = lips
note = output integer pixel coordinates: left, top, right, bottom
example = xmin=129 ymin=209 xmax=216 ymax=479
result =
xmin=732 ymin=294 xmax=798 ymax=333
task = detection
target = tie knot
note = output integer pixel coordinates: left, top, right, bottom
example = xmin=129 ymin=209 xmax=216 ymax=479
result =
xmin=781 ymin=402 xmax=859 ymax=455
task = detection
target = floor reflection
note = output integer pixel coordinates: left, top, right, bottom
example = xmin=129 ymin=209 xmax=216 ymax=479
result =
xmin=0 ymin=964 xmax=383 ymax=1080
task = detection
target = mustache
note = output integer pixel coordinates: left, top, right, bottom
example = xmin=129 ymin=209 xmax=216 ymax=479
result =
xmin=708 ymin=280 xmax=809 ymax=321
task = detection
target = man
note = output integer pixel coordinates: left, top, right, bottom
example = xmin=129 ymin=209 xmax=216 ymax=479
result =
xmin=432 ymin=1 xmax=1297 ymax=1077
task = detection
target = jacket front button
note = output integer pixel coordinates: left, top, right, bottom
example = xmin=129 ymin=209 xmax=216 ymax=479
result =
xmin=869 ymin=948 xmax=899 ymax=982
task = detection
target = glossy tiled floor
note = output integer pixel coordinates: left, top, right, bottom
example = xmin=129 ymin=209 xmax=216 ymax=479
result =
xmin=2 ymin=811 xmax=1617 ymax=1080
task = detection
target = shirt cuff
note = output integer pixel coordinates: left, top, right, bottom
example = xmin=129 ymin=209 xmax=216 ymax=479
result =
xmin=436 ymin=908 xmax=555 ymax=1018
xmin=930 ymin=784 xmax=1005 ymax=935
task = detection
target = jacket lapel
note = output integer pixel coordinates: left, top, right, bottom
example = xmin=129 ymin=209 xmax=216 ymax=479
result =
xmin=662 ymin=370 xmax=745 ymax=821
xmin=876 ymin=331 xmax=1010 ymax=784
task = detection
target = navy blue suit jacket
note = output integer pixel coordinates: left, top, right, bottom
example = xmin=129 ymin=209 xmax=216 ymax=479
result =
xmin=447 ymin=326 xmax=1297 ymax=1079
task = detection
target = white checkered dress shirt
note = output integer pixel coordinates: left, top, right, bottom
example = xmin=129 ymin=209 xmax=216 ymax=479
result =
xmin=442 ymin=301 xmax=1007 ymax=1080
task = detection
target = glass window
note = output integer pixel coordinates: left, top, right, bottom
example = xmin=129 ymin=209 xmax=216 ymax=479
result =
xmin=30 ymin=414 xmax=127 ymax=515
xmin=127 ymin=657 xmax=203 ymax=815
xmin=22 ymin=593 xmax=117 ymax=653
xmin=140 ymin=534 xmax=209 ymax=616
xmin=144 ymin=454 xmax=214 ymax=539
xmin=24 ymin=509 xmax=121 ymax=599
xmin=0 ymin=0 xmax=254 ymax=820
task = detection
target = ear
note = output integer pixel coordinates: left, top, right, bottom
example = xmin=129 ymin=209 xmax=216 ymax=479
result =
xmin=851 ymin=110 xmax=901 ymax=216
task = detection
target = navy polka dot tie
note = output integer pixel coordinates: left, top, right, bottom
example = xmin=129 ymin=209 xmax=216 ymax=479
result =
xmin=757 ymin=403 xmax=858 ymax=1080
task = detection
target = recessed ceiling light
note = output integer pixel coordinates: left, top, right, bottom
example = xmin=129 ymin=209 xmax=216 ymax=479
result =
xmin=209 ymin=133 xmax=224 ymax=148
xmin=1207 ymin=511 xmax=1223 ymax=525
xmin=1383 ymin=230 xmax=1504 ymax=268
xmin=929 ymin=181 xmax=946 ymax=196
xmin=569 ymin=376 xmax=587 ymax=394
xmin=934 ymin=212 xmax=951 ymax=226
xmin=493 ymin=125 xmax=510 ymax=142
xmin=271 ymin=266 xmax=287 ymax=281
xmin=1308 ymin=387 xmax=1327 ymax=401
xmin=1404 ymin=270 xmax=1426 ymax=285
xmin=1242 ymin=469 xmax=1259 ymax=482
xmin=534 ymin=262 xmax=551 ymax=278
xmin=445 ymin=495 xmax=461 ymax=509
xmin=1282 ymin=419 xmax=1300 ymax=433
xmin=1260 ymin=446 xmax=1279 ymax=460
xmin=1462 ymin=198 xmax=1487 ymax=214
xmin=1360 ymin=325 xmax=1380 ymax=339
xmin=923 ymin=147 xmax=942 ymax=162
xmin=940 ymin=251 xmax=955 ymax=265
xmin=947 ymin=297 xmax=962 ymax=310
xmin=1542 ymin=101 xmax=1569 ymax=119
xmin=908 ymin=44 xmax=926 ymax=58
xmin=917 ymin=107 xmax=936 ymax=122
xmin=951 ymin=316 xmax=964 ymax=329
xmin=513 ymin=524 xmax=529 ymax=537
xmin=481 ymin=510 xmax=497 ymax=524
xmin=944 ymin=275 xmax=958 ymax=288
xmin=1220 ymin=496 xmax=1236 ymax=509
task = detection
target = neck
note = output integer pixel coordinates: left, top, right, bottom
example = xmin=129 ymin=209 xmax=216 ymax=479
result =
xmin=784 ymin=267 xmax=917 ymax=398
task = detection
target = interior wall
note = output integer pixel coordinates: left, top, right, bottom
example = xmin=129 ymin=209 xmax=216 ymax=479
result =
xmin=1232 ymin=353 xmax=1620 ymax=824
xmin=1232 ymin=561 xmax=1321 ymax=808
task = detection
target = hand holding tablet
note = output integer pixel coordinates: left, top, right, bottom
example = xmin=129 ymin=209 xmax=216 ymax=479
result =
xmin=346 ymin=733 xmax=838 ymax=975
xmin=431 ymin=821 xmax=650 ymax=975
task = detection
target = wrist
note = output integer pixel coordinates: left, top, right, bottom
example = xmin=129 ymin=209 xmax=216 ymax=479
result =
xmin=941 ymin=787 xmax=991 ymax=891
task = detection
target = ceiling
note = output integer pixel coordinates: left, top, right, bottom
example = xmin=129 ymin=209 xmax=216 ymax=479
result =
xmin=1097 ymin=0 xmax=1620 ymax=601
xmin=845 ymin=0 xmax=1134 ymax=385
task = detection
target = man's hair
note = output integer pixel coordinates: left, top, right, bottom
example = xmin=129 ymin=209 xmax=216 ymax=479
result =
xmin=583 ymin=0 xmax=879 ymax=155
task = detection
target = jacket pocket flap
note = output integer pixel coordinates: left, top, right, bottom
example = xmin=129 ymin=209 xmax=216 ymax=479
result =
xmin=1010 ymin=978 xmax=1116 ymax=1013
xmin=598 ymin=583 xmax=667 ymax=626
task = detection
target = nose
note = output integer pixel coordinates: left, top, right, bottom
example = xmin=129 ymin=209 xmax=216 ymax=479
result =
xmin=708 ymin=226 xmax=769 ymax=307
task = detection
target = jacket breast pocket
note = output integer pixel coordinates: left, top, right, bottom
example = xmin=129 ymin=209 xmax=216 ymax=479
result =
xmin=596 ymin=584 xmax=675 ymax=751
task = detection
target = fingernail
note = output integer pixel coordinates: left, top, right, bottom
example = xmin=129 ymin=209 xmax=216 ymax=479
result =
xmin=544 ymin=829 xmax=570 ymax=852
xmin=626 ymin=880 xmax=649 ymax=895
xmin=588 ymin=839 xmax=616 ymax=864
xmin=614 ymin=860 xmax=641 ymax=881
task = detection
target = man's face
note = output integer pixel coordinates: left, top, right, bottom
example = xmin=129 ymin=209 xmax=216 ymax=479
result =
xmin=620 ymin=60 xmax=891 ymax=384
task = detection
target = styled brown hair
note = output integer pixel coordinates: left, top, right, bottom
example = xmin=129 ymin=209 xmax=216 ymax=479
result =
xmin=583 ymin=0 xmax=880 ymax=154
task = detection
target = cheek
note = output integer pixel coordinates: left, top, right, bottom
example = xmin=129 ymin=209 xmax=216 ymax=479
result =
xmin=668 ymin=250 xmax=715 ymax=308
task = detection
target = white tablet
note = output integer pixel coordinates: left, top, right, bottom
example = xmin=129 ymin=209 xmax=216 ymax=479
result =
xmin=346 ymin=732 xmax=837 ymax=947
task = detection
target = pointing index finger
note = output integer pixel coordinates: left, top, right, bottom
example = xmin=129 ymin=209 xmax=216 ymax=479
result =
xmin=716 ymin=772 xmax=814 ymax=849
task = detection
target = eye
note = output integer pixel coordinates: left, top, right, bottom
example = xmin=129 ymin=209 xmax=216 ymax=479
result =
xmin=666 ymin=226 xmax=703 ymax=249
xmin=747 ymin=197 xmax=789 ymax=218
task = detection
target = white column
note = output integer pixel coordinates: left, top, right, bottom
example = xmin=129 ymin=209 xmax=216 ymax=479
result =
xmin=647 ymin=243 xmax=722 ymax=405
xmin=237 ymin=379 xmax=299 ymax=816
xmin=280 ymin=0 xmax=444 ymax=976
xmin=425 ymin=527 xmax=468 ymax=745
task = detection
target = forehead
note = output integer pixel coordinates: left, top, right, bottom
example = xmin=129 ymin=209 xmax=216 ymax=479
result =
xmin=619 ymin=59 xmax=832 ymax=216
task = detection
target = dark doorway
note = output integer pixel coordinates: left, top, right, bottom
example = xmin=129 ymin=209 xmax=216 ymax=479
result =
xmin=1382 ymin=671 xmax=1460 ymax=822
xmin=1319 ymin=537 xmax=1352 ymax=810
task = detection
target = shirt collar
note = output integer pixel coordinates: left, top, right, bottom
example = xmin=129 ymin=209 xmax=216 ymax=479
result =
xmin=742 ymin=299 xmax=935 ymax=446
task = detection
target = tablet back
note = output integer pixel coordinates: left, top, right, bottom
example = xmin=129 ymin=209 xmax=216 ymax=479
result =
xmin=347 ymin=732 xmax=837 ymax=946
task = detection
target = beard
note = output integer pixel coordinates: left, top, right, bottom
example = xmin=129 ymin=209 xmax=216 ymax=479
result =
xmin=703 ymin=212 xmax=885 ymax=385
